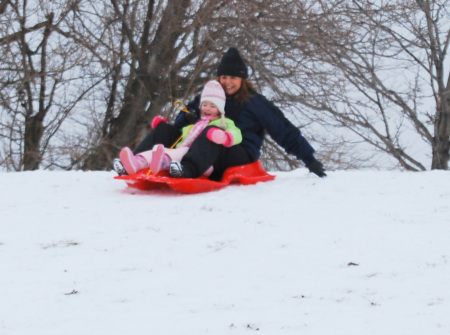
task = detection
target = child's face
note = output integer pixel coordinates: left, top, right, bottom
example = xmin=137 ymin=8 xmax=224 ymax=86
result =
xmin=200 ymin=101 xmax=221 ymax=121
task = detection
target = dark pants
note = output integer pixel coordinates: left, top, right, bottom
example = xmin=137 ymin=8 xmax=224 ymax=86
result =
xmin=180 ymin=126 xmax=253 ymax=181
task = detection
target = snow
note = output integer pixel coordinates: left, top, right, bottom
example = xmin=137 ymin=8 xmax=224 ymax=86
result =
xmin=0 ymin=168 xmax=449 ymax=334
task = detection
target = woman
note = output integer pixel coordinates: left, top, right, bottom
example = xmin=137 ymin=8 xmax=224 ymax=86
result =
xmin=115 ymin=47 xmax=326 ymax=180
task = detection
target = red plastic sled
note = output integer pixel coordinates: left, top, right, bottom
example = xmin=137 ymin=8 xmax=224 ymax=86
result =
xmin=115 ymin=161 xmax=275 ymax=194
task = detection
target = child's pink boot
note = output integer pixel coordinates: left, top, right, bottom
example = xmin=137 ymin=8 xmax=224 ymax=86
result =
xmin=119 ymin=147 xmax=148 ymax=175
xmin=150 ymin=144 xmax=172 ymax=174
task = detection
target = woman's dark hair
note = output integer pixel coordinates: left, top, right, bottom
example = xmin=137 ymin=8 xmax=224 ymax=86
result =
xmin=235 ymin=79 xmax=256 ymax=105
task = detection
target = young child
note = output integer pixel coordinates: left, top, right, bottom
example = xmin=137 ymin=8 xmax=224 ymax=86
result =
xmin=118 ymin=80 xmax=242 ymax=176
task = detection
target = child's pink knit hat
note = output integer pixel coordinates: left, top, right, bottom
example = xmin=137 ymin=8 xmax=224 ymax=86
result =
xmin=200 ymin=80 xmax=226 ymax=114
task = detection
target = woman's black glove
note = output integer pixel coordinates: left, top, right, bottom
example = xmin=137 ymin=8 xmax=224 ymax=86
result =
xmin=185 ymin=108 xmax=200 ymax=123
xmin=306 ymin=160 xmax=327 ymax=178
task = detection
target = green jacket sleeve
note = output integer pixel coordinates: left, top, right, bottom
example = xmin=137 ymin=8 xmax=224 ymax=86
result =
xmin=223 ymin=118 xmax=242 ymax=146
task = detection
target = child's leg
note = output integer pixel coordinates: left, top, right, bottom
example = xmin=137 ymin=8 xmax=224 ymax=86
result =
xmin=166 ymin=147 xmax=189 ymax=161
xmin=150 ymin=145 xmax=168 ymax=174
xmin=138 ymin=150 xmax=153 ymax=163
xmin=119 ymin=147 xmax=149 ymax=175
xmin=203 ymin=166 xmax=214 ymax=177
xmin=151 ymin=146 xmax=190 ymax=175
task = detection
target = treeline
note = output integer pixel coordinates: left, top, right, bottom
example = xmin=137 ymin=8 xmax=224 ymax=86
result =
xmin=0 ymin=0 xmax=449 ymax=172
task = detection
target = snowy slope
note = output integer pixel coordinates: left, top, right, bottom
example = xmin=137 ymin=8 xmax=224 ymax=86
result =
xmin=0 ymin=169 xmax=449 ymax=334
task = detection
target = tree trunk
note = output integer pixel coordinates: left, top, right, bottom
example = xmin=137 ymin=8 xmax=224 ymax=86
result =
xmin=23 ymin=115 xmax=44 ymax=170
xmin=22 ymin=13 xmax=54 ymax=171
xmin=81 ymin=68 xmax=154 ymax=170
xmin=432 ymin=87 xmax=450 ymax=169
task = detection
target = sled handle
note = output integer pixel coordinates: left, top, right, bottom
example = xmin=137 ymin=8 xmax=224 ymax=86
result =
xmin=174 ymin=100 xmax=190 ymax=114
xmin=170 ymin=100 xmax=193 ymax=149
xmin=169 ymin=124 xmax=193 ymax=149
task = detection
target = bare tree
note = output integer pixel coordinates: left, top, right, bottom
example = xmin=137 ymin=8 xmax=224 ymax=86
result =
xmin=289 ymin=0 xmax=450 ymax=170
xmin=0 ymin=0 xmax=97 ymax=171
xmin=208 ymin=0 xmax=450 ymax=171
xmin=2 ymin=0 xmax=448 ymax=172
xmin=78 ymin=0 xmax=332 ymax=171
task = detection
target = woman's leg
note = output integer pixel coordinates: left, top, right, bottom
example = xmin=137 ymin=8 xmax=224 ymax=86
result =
xmin=133 ymin=122 xmax=181 ymax=154
xmin=209 ymin=144 xmax=253 ymax=181
xmin=173 ymin=127 xmax=252 ymax=180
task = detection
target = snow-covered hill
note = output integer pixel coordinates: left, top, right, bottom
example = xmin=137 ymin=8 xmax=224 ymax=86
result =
xmin=1 ymin=169 xmax=449 ymax=334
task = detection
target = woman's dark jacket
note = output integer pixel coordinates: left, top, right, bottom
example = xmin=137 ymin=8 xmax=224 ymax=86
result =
xmin=175 ymin=91 xmax=316 ymax=165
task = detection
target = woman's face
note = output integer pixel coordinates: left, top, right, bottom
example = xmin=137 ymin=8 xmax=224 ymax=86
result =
xmin=219 ymin=76 xmax=242 ymax=96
